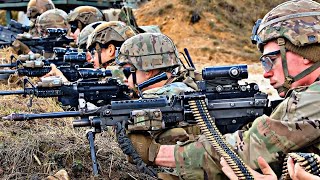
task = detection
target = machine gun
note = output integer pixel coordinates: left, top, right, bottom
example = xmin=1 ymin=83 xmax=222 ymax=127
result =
xmin=0 ymin=77 xmax=129 ymax=108
xmin=0 ymin=20 xmax=30 ymax=47
xmin=2 ymin=64 xmax=276 ymax=175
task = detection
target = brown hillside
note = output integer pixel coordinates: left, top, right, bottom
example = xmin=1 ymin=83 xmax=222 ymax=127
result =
xmin=135 ymin=0 xmax=320 ymax=69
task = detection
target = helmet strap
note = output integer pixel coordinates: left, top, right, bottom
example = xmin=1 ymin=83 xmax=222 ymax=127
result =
xmin=95 ymin=43 xmax=103 ymax=68
xmin=132 ymin=69 xmax=141 ymax=97
xmin=276 ymin=38 xmax=320 ymax=94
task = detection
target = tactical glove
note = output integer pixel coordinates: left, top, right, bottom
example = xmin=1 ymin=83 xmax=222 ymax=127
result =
xmin=116 ymin=121 xmax=158 ymax=177
xmin=12 ymin=40 xmax=31 ymax=54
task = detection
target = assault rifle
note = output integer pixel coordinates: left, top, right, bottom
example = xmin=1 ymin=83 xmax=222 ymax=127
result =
xmin=0 ymin=28 xmax=74 ymax=53
xmin=2 ymin=64 xmax=276 ymax=175
xmin=0 ymin=52 xmax=98 ymax=81
xmin=0 ymin=47 xmax=88 ymax=68
xmin=0 ymin=20 xmax=29 ymax=47
xmin=0 ymin=77 xmax=129 ymax=108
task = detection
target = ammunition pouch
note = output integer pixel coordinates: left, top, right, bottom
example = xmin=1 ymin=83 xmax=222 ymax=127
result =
xmin=128 ymin=109 xmax=163 ymax=131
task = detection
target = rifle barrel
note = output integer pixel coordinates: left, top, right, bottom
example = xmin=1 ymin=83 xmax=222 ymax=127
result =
xmin=0 ymin=64 xmax=16 ymax=68
xmin=0 ymin=90 xmax=24 ymax=96
xmin=0 ymin=69 xmax=16 ymax=74
xmin=2 ymin=111 xmax=83 ymax=121
xmin=73 ymin=117 xmax=91 ymax=127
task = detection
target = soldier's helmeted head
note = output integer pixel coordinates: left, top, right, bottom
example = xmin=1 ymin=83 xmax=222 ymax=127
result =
xmin=77 ymin=21 xmax=105 ymax=50
xmin=86 ymin=21 xmax=136 ymax=68
xmin=117 ymin=33 xmax=181 ymax=91
xmin=27 ymin=0 xmax=55 ymax=19
xmin=35 ymin=8 xmax=68 ymax=37
xmin=117 ymin=33 xmax=181 ymax=72
xmin=77 ymin=21 xmax=105 ymax=63
xmin=251 ymin=0 xmax=320 ymax=94
xmin=68 ymin=6 xmax=104 ymax=33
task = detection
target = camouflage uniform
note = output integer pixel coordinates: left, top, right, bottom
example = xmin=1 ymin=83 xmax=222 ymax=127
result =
xmin=117 ymin=33 xmax=200 ymax=179
xmin=174 ymin=0 xmax=320 ymax=179
xmin=26 ymin=0 xmax=55 ymax=37
xmin=142 ymin=82 xmax=194 ymax=100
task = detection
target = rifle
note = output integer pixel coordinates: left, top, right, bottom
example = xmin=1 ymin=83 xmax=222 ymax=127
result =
xmin=2 ymin=64 xmax=276 ymax=175
xmin=0 ymin=53 xmax=99 ymax=81
xmin=4 ymin=28 xmax=74 ymax=53
xmin=0 ymin=77 xmax=129 ymax=108
xmin=0 ymin=20 xmax=30 ymax=47
xmin=0 ymin=47 xmax=80 ymax=68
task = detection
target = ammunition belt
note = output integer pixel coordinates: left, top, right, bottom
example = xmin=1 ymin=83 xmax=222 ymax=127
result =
xmin=282 ymin=153 xmax=320 ymax=179
xmin=188 ymin=99 xmax=253 ymax=179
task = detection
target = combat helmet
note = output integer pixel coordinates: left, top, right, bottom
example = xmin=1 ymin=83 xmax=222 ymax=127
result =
xmin=68 ymin=6 xmax=104 ymax=32
xmin=86 ymin=21 xmax=136 ymax=67
xmin=35 ymin=8 xmax=68 ymax=37
xmin=86 ymin=21 xmax=136 ymax=50
xmin=77 ymin=21 xmax=105 ymax=49
xmin=251 ymin=0 xmax=320 ymax=94
xmin=117 ymin=33 xmax=181 ymax=71
xmin=27 ymin=0 xmax=55 ymax=19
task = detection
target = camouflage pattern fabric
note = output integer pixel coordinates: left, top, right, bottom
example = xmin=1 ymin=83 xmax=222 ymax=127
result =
xmin=28 ymin=20 xmax=39 ymax=37
xmin=256 ymin=0 xmax=320 ymax=62
xmin=117 ymin=33 xmax=181 ymax=71
xmin=67 ymin=6 xmax=104 ymax=27
xmin=76 ymin=21 xmax=105 ymax=49
xmin=105 ymin=65 xmax=125 ymax=84
xmin=142 ymin=82 xmax=194 ymax=100
xmin=140 ymin=82 xmax=198 ymax=179
xmin=27 ymin=0 xmax=55 ymax=19
xmin=86 ymin=21 xmax=136 ymax=50
xmin=35 ymin=9 xmax=69 ymax=37
xmin=174 ymin=80 xmax=320 ymax=179
xmin=257 ymin=0 xmax=320 ymax=47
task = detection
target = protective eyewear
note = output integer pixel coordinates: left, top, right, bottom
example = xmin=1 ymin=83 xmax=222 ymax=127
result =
xmin=259 ymin=50 xmax=281 ymax=72
xmin=122 ymin=67 xmax=136 ymax=79
xmin=70 ymin=21 xmax=78 ymax=33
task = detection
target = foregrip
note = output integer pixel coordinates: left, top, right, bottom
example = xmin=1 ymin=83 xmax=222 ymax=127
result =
xmin=17 ymin=67 xmax=51 ymax=77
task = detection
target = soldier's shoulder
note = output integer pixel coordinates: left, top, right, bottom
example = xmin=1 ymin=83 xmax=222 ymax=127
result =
xmin=162 ymin=82 xmax=195 ymax=92
xmin=290 ymin=80 xmax=320 ymax=93
xmin=305 ymin=80 xmax=320 ymax=92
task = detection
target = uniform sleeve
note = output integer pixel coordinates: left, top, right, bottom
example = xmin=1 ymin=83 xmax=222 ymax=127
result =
xmin=224 ymin=87 xmax=320 ymax=169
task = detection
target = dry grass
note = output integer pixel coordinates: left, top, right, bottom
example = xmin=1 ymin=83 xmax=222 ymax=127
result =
xmin=0 ymin=94 xmax=154 ymax=179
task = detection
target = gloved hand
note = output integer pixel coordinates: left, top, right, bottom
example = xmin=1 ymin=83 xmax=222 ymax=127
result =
xmin=42 ymin=64 xmax=69 ymax=83
xmin=115 ymin=121 xmax=158 ymax=177
xmin=12 ymin=40 xmax=31 ymax=54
